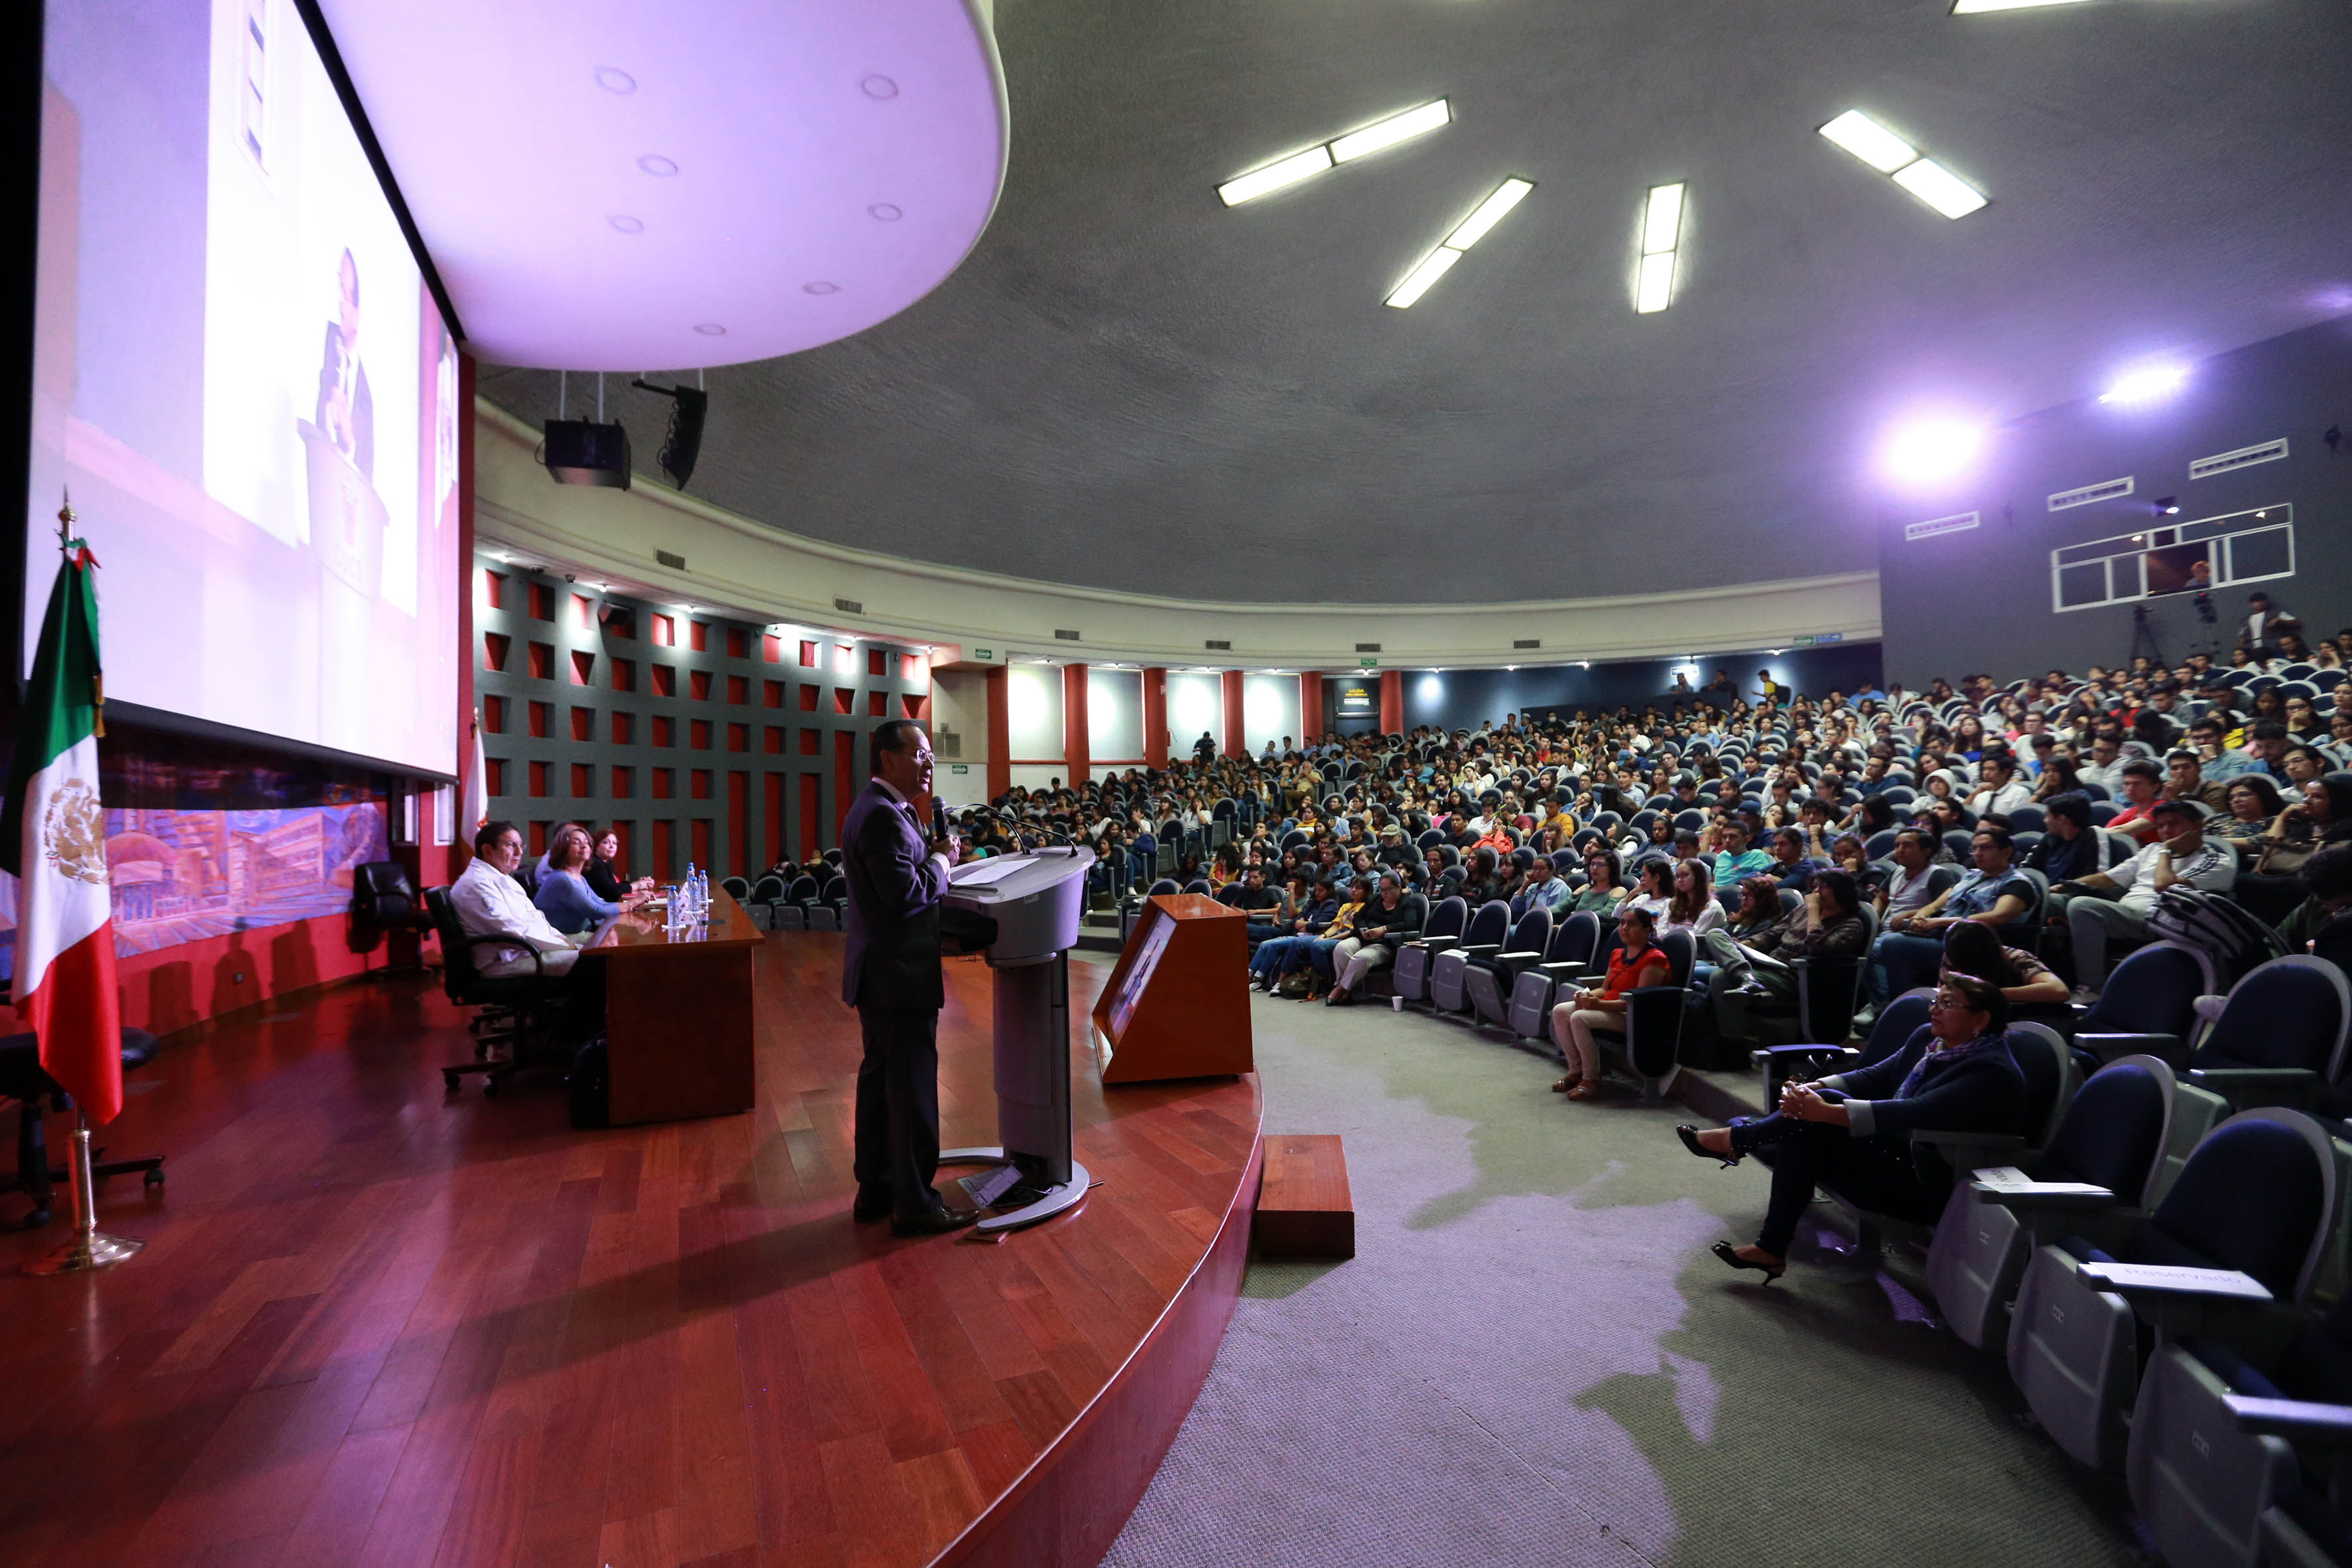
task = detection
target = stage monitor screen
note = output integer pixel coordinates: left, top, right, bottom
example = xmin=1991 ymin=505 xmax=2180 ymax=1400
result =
xmin=27 ymin=0 xmax=460 ymax=777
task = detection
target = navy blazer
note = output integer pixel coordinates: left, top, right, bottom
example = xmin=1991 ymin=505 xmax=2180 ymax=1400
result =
xmin=1824 ymin=1025 xmax=2026 ymax=1144
xmin=840 ymin=781 xmax=951 ymax=1010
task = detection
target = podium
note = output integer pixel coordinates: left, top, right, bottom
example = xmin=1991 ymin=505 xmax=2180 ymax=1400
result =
xmin=1091 ymin=894 xmax=1254 ymax=1083
xmin=939 ymin=848 xmax=1094 ymax=1233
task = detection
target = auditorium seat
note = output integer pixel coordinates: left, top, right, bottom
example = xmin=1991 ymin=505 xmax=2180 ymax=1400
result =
xmin=2169 ymin=957 xmax=2352 ymax=1113
xmin=1460 ymin=905 xmax=1553 ymax=1029
xmin=2008 ymin=1109 xmax=2349 ymax=1472
xmin=1429 ymin=902 xmax=1512 ymax=1014
xmin=1925 ymin=1056 xmax=2227 ymax=1350
xmin=2129 ymin=1294 xmax=2352 ymax=1568
xmin=1393 ymin=896 xmax=1469 ymax=1005
xmin=1508 ymin=911 xmax=1603 ymax=1040
xmin=773 ymin=874 xmax=819 ymax=929
xmin=2073 ymin=942 xmax=2219 ymax=1066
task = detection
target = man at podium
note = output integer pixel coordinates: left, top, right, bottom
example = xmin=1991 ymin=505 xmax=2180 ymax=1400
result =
xmin=840 ymin=720 xmax=973 ymax=1236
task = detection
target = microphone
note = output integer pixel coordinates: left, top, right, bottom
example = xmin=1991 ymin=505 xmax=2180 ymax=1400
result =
xmin=933 ymin=798 xmax=949 ymax=844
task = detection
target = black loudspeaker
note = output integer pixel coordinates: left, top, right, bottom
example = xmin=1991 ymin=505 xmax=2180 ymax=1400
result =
xmin=631 ymin=378 xmax=708 ymax=489
xmin=540 ymin=419 xmax=631 ymax=488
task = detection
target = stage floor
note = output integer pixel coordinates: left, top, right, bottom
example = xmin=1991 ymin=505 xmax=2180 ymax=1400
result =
xmin=0 ymin=936 xmax=1261 ymax=1568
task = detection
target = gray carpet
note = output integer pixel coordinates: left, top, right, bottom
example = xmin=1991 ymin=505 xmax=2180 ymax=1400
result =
xmin=1102 ymin=992 xmax=2141 ymax=1568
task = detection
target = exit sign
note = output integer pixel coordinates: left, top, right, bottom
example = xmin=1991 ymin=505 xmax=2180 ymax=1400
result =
xmin=1794 ymin=636 xmax=1814 ymax=647
xmin=1360 ymin=658 xmax=1378 ymax=668
xmin=973 ymin=648 xmax=992 ymax=659
xmin=950 ymin=764 xmax=969 ymax=774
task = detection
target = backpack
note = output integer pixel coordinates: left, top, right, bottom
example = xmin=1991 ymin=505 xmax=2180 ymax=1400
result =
xmin=2144 ymin=886 xmax=2289 ymax=990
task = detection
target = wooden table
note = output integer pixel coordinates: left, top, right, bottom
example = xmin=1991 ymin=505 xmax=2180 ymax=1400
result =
xmin=588 ymin=884 xmax=766 ymax=1125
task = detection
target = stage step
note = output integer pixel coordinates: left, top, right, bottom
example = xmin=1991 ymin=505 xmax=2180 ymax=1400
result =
xmin=1255 ymin=1134 xmax=1354 ymax=1259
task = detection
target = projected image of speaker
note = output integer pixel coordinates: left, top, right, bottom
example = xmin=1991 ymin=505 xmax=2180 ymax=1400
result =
xmin=631 ymin=378 xmax=709 ymax=489
xmin=540 ymin=419 xmax=633 ymax=488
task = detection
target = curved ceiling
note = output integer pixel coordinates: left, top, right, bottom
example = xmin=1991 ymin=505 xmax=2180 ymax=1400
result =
xmin=317 ymin=0 xmax=1007 ymax=370
xmin=478 ymin=0 xmax=2352 ymax=601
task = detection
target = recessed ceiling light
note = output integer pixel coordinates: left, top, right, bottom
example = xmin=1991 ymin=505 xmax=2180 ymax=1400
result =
xmin=609 ymin=215 xmax=644 ymax=234
xmin=868 ymin=202 xmax=903 ymax=222
xmin=1881 ymin=418 xmax=1988 ymax=487
xmin=694 ymin=323 xmax=727 ymax=336
xmin=1217 ymin=146 xmax=1335 ymax=206
xmin=862 ymin=75 xmax=898 ymax=100
xmin=1818 ymin=110 xmax=1917 ymax=174
xmin=595 ymin=67 xmax=637 ymax=95
xmin=637 ymin=153 xmax=680 ymax=177
xmin=1634 ymin=250 xmax=1676 ymax=314
xmin=1446 ymin=178 xmax=1534 ymax=250
xmin=1329 ymin=100 xmax=1451 ymax=164
xmin=1384 ymin=246 xmax=1461 ymax=309
xmin=1890 ymin=159 xmax=1988 ymax=218
xmin=804 ymin=281 xmax=840 ymax=295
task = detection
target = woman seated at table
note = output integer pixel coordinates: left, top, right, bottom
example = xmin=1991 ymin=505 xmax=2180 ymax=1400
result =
xmin=1674 ymin=972 xmax=2023 ymax=1282
xmin=589 ymin=827 xmax=655 ymax=903
xmin=534 ymin=826 xmax=651 ymax=935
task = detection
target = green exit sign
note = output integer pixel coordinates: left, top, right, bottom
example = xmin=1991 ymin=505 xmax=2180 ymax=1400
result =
xmin=974 ymin=648 xmax=992 ymax=659
xmin=950 ymin=763 xmax=969 ymax=775
xmin=1793 ymin=635 xmax=1814 ymax=647
xmin=1360 ymin=658 xmax=1378 ymax=668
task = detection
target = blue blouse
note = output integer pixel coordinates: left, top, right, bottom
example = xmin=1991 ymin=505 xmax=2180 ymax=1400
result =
xmin=533 ymin=868 xmax=621 ymax=935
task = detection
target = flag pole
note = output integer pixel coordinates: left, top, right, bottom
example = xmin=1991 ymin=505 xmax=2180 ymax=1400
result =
xmin=22 ymin=1111 xmax=144 ymax=1275
xmin=21 ymin=493 xmax=142 ymax=1277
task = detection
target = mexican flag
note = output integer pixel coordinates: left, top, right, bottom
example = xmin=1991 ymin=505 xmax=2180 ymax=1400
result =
xmin=0 ymin=540 xmax=121 ymax=1125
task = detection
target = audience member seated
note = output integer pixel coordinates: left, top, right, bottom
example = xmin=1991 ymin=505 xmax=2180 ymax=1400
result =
xmin=1326 ymin=874 xmax=1425 ymax=1006
xmin=1571 ymin=850 xmax=1628 ymax=914
xmin=1865 ymin=826 xmax=2033 ymax=1012
xmin=2057 ymin=796 xmax=2235 ymax=998
xmin=1666 ymin=858 xmax=1725 ymax=937
xmin=1711 ymin=821 xmax=1770 ymax=886
xmin=1938 ymin=920 xmax=2067 ymax=1012
xmin=1249 ymin=877 xmax=1335 ymax=991
xmin=1674 ymin=972 xmax=2023 ymax=1282
xmin=1549 ymin=905 xmax=1670 ymax=1101
xmin=1702 ymin=868 xmax=1869 ymax=1045
xmin=1300 ymin=879 xmax=1371 ymax=1000
xmin=2104 ymin=758 xmax=2165 ymax=843
xmin=2278 ymin=846 xmax=2352 ymax=953
xmin=2252 ymin=773 xmax=2352 ymax=877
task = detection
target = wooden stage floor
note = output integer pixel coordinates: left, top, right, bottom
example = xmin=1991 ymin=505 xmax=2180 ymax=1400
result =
xmin=0 ymin=937 xmax=1261 ymax=1568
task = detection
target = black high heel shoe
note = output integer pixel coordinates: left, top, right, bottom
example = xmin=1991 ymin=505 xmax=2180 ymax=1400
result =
xmin=1711 ymin=1241 xmax=1786 ymax=1284
xmin=1677 ymin=1125 xmax=1740 ymax=1167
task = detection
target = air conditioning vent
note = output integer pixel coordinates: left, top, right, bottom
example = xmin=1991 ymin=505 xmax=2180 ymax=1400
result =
xmin=1905 ymin=510 xmax=1980 ymax=542
xmin=1054 ymin=629 xmax=1081 ymax=641
xmin=655 ymin=549 xmax=686 ymax=570
xmin=1513 ymin=639 xmax=1541 ymax=650
xmin=833 ymin=597 xmax=862 ymax=615
xmin=2048 ymin=477 xmax=2133 ymax=512
xmin=935 ymin=727 xmax=962 ymax=759
xmin=1355 ymin=643 xmax=1381 ymax=653
xmin=1205 ymin=639 xmax=1231 ymax=651
xmin=2190 ymin=438 xmax=2289 ymax=480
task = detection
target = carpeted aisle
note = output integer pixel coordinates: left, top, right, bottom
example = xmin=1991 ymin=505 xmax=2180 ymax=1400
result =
xmin=1101 ymin=990 xmax=2140 ymax=1568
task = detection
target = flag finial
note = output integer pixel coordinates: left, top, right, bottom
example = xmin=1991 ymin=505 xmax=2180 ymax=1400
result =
xmin=56 ymin=489 xmax=74 ymax=554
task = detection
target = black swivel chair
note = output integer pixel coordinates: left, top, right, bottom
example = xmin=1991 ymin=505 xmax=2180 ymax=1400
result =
xmin=0 ymin=1027 xmax=165 ymax=1227
xmin=422 ymin=886 xmax=570 ymax=1097
xmin=347 ymin=860 xmax=433 ymax=972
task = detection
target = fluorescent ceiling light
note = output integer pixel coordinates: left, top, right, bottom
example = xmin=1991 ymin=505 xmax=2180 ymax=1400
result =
xmin=1385 ymin=246 xmax=1462 ymax=309
xmin=1634 ymin=250 xmax=1677 ymax=313
xmin=1952 ymin=0 xmax=2091 ymax=11
xmin=1330 ymin=100 xmax=1451 ymax=163
xmin=1641 ymin=183 xmax=1685 ymax=255
xmin=1891 ymin=158 xmax=1988 ymax=218
xmin=1217 ymin=145 xmax=1334 ymax=206
xmin=1446 ymin=179 xmax=1535 ymax=250
xmin=1818 ymin=110 xmax=1917 ymax=173
xmin=2098 ymin=362 xmax=2190 ymax=405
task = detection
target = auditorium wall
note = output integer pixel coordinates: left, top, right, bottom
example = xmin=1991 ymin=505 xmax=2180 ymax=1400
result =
xmin=471 ymin=555 xmax=933 ymax=875
xmin=1370 ymin=643 xmax=1886 ymax=735
xmin=1877 ymin=315 xmax=2352 ymax=685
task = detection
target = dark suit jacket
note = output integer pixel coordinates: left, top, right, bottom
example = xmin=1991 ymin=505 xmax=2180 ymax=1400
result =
xmin=840 ymin=781 xmax=949 ymax=1010
xmin=316 ymin=323 xmax=374 ymax=479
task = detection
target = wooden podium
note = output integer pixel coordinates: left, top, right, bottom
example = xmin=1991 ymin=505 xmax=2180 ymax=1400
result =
xmin=1091 ymin=893 xmax=1254 ymax=1083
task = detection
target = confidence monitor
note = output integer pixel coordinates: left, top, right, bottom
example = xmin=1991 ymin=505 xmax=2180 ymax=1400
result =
xmin=939 ymin=848 xmax=1093 ymax=1233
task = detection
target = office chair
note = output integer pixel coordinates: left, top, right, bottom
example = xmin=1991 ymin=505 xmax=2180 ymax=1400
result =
xmin=0 ymin=1028 xmax=167 ymax=1228
xmin=423 ymin=887 xmax=569 ymax=1097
